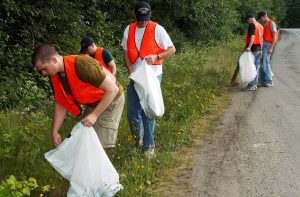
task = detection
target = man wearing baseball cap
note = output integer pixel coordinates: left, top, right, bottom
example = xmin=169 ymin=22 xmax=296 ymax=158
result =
xmin=257 ymin=11 xmax=277 ymax=87
xmin=80 ymin=36 xmax=117 ymax=76
xmin=121 ymin=1 xmax=176 ymax=159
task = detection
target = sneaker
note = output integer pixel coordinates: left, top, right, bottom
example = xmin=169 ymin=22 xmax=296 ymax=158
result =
xmin=246 ymin=85 xmax=257 ymax=91
xmin=144 ymin=147 xmax=155 ymax=159
xmin=130 ymin=141 xmax=143 ymax=156
xmin=138 ymin=138 xmax=143 ymax=146
xmin=264 ymin=83 xmax=274 ymax=87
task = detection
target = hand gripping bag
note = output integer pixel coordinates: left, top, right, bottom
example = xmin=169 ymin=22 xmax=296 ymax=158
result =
xmin=239 ymin=52 xmax=257 ymax=85
xmin=129 ymin=60 xmax=164 ymax=119
xmin=44 ymin=122 xmax=123 ymax=197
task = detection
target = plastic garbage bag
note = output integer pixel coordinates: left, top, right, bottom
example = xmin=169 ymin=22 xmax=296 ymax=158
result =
xmin=45 ymin=122 xmax=123 ymax=197
xmin=239 ymin=52 xmax=257 ymax=85
xmin=129 ymin=59 xmax=164 ymax=119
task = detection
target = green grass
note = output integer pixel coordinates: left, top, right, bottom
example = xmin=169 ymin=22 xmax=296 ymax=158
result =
xmin=0 ymin=38 xmax=243 ymax=196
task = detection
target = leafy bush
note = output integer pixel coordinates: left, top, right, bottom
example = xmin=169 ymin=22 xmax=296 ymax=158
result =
xmin=284 ymin=0 xmax=300 ymax=27
xmin=0 ymin=67 xmax=49 ymax=111
xmin=0 ymin=175 xmax=50 ymax=197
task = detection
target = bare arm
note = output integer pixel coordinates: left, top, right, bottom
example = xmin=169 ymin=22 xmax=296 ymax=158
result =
xmin=269 ymin=32 xmax=276 ymax=54
xmin=159 ymin=45 xmax=176 ymax=58
xmin=245 ymin=35 xmax=255 ymax=52
xmin=52 ymin=101 xmax=67 ymax=146
xmin=81 ymin=75 xmax=119 ymax=127
xmin=102 ymin=65 xmax=116 ymax=82
xmin=144 ymin=45 xmax=176 ymax=65
xmin=123 ymin=50 xmax=133 ymax=74
xmin=107 ymin=59 xmax=117 ymax=76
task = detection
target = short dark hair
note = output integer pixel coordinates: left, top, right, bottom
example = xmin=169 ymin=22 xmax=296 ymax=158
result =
xmin=245 ymin=14 xmax=254 ymax=20
xmin=257 ymin=11 xmax=267 ymax=20
xmin=32 ymin=44 xmax=57 ymax=66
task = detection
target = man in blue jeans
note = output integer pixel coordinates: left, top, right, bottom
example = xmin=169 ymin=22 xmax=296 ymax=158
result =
xmin=257 ymin=11 xmax=277 ymax=87
xmin=244 ymin=14 xmax=264 ymax=91
xmin=121 ymin=1 xmax=175 ymax=158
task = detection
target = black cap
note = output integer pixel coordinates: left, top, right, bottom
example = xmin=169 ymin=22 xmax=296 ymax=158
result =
xmin=80 ymin=37 xmax=94 ymax=54
xmin=245 ymin=13 xmax=254 ymax=20
xmin=257 ymin=11 xmax=267 ymax=20
xmin=134 ymin=1 xmax=151 ymax=21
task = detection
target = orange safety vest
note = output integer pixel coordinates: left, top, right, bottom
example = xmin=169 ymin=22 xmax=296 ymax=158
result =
xmin=50 ymin=55 xmax=105 ymax=116
xmin=263 ymin=20 xmax=278 ymax=43
xmin=95 ymin=47 xmax=113 ymax=73
xmin=127 ymin=21 xmax=164 ymax=65
xmin=245 ymin=21 xmax=264 ymax=46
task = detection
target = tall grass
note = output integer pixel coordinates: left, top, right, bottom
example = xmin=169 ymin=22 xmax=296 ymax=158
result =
xmin=0 ymin=38 xmax=243 ymax=196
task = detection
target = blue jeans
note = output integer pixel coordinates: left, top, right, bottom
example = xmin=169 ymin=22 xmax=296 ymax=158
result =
xmin=248 ymin=50 xmax=262 ymax=88
xmin=260 ymin=42 xmax=273 ymax=84
xmin=127 ymin=75 xmax=162 ymax=151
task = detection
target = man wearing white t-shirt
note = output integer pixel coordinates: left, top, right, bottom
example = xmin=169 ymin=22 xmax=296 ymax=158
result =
xmin=121 ymin=1 xmax=175 ymax=159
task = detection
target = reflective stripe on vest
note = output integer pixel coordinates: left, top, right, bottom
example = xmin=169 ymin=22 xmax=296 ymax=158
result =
xmin=95 ymin=47 xmax=112 ymax=73
xmin=245 ymin=21 xmax=264 ymax=45
xmin=264 ymin=20 xmax=278 ymax=43
xmin=127 ymin=21 xmax=164 ymax=65
xmin=50 ymin=55 xmax=105 ymax=116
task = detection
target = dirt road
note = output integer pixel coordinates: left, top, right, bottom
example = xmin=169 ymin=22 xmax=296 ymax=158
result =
xmin=177 ymin=29 xmax=300 ymax=197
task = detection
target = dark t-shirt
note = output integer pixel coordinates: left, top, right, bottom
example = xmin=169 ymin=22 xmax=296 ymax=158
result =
xmin=90 ymin=49 xmax=114 ymax=65
xmin=247 ymin=23 xmax=261 ymax=51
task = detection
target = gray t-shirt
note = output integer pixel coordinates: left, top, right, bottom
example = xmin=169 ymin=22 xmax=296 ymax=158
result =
xmin=270 ymin=22 xmax=277 ymax=33
xmin=263 ymin=21 xmax=277 ymax=43
xmin=264 ymin=21 xmax=277 ymax=32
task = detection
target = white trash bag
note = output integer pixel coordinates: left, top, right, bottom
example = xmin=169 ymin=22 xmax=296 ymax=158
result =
xmin=45 ymin=122 xmax=123 ymax=197
xmin=239 ymin=52 xmax=257 ymax=86
xmin=129 ymin=59 xmax=164 ymax=119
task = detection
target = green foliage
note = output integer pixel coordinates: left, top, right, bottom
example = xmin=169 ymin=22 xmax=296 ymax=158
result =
xmin=0 ymin=110 xmax=52 ymax=170
xmin=270 ymin=0 xmax=287 ymax=24
xmin=230 ymin=0 xmax=287 ymax=33
xmin=0 ymin=0 xmax=84 ymax=64
xmin=284 ymin=0 xmax=300 ymax=27
xmin=0 ymin=175 xmax=50 ymax=196
xmin=174 ymin=0 xmax=239 ymax=43
xmin=0 ymin=67 xmax=50 ymax=111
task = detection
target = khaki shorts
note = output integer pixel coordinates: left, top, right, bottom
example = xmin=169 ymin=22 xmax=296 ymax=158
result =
xmin=84 ymin=93 xmax=125 ymax=148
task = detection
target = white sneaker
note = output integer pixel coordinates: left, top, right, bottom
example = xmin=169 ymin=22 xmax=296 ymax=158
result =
xmin=246 ymin=85 xmax=257 ymax=91
xmin=130 ymin=140 xmax=143 ymax=156
xmin=144 ymin=147 xmax=155 ymax=159
xmin=264 ymin=83 xmax=274 ymax=87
